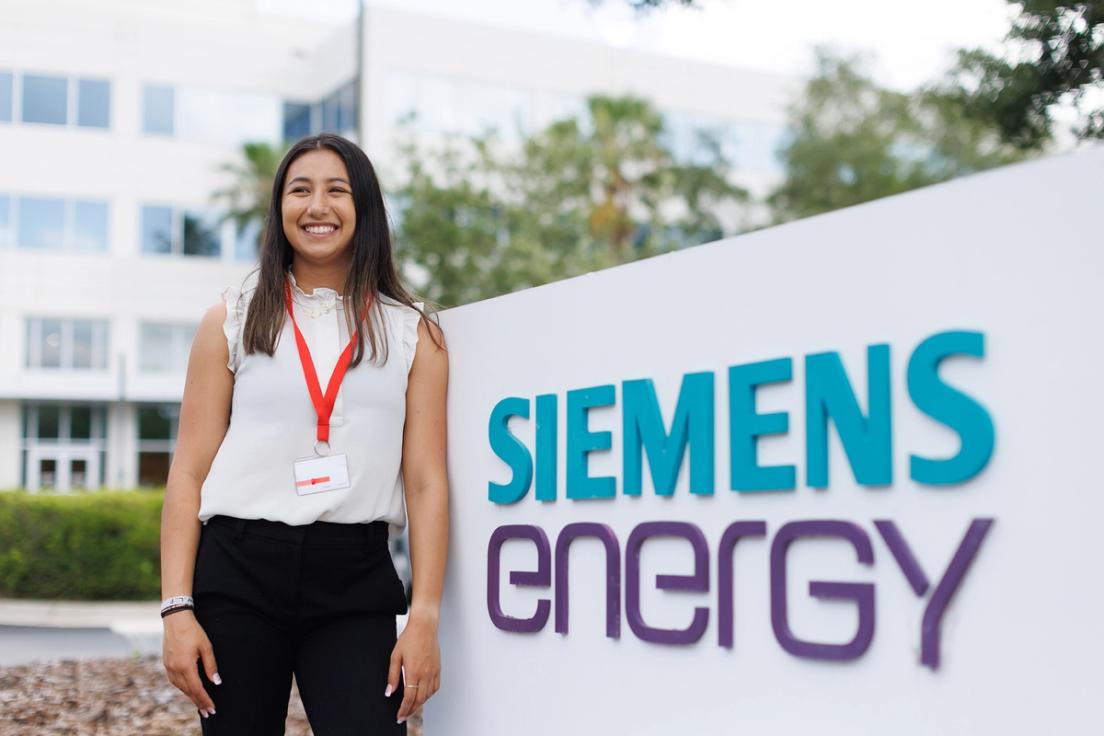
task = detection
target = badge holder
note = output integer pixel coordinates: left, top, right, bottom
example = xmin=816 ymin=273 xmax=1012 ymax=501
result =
xmin=294 ymin=439 xmax=351 ymax=496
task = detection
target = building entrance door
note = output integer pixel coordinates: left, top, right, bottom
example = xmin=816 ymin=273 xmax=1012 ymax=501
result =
xmin=26 ymin=446 xmax=100 ymax=491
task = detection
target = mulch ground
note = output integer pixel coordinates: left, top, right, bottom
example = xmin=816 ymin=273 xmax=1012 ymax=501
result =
xmin=0 ymin=654 xmax=423 ymax=735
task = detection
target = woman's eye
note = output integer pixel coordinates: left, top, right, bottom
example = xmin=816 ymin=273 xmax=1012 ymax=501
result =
xmin=330 ymin=188 xmax=348 ymax=194
xmin=291 ymin=187 xmax=308 ymax=193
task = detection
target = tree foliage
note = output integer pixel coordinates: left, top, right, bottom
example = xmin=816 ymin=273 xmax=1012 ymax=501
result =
xmin=392 ymin=94 xmax=747 ymax=307
xmin=768 ymin=48 xmax=1030 ymax=223
xmin=211 ymin=140 xmax=288 ymax=247
xmin=947 ymin=0 xmax=1103 ymax=148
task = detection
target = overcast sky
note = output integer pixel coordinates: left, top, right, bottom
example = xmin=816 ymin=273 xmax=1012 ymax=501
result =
xmin=261 ymin=0 xmax=1017 ymax=90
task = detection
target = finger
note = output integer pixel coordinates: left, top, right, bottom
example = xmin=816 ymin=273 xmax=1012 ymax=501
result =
xmin=396 ymin=681 xmax=418 ymax=722
xmin=199 ymin=642 xmax=222 ymax=687
xmin=415 ymin=676 xmax=430 ymax=709
xmin=188 ymin=664 xmax=217 ymax=713
xmin=386 ymin=650 xmax=401 ymax=697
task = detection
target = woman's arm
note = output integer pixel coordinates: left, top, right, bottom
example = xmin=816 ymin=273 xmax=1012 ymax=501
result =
xmin=390 ymin=316 xmax=450 ymax=724
xmin=160 ymin=299 xmax=234 ymax=717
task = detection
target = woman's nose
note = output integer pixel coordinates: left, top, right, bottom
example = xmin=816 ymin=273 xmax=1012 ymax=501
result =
xmin=308 ymin=193 xmax=331 ymax=216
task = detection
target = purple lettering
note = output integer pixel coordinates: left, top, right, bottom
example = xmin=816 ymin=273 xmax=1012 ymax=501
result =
xmin=626 ymin=521 xmax=711 ymax=645
xmin=554 ymin=522 xmax=621 ymax=638
xmin=874 ymin=518 xmax=994 ymax=669
xmin=717 ymin=521 xmax=768 ymax=649
xmin=770 ymin=520 xmax=876 ymax=661
xmin=487 ymin=524 xmax=551 ymax=633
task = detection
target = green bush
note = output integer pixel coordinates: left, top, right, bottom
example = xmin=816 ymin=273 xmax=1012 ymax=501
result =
xmin=0 ymin=488 xmax=164 ymax=600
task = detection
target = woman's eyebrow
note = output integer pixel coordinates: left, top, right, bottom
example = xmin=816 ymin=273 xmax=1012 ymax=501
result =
xmin=287 ymin=176 xmax=351 ymax=186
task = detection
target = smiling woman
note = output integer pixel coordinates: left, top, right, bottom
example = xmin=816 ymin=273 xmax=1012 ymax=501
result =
xmin=159 ymin=133 xmax=450 ymax=734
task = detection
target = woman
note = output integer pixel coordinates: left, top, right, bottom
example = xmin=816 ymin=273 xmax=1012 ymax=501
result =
xmin=159 ymin=132 xmax=449 ymax=734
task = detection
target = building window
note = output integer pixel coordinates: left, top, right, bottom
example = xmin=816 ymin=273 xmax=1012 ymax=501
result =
xmin=21 ymin=74 xmax=67 ymax=125
xmin=18 ymin=197 xmax=65 ymax=249
xmin=384 ymin=71 xmax=532 ymax=144
xmin=25 ymin=317 xmax=109 ymax=370
xmin=76 ymin=78 xmax=110 ymax=129
xmin=183 ymin=211 xmax=221 ymax=256
xmin=283 ymin=101 xmax=312 ymax=141
xmin=140 ymin=205 xmax=225 ymax=258
xmin=10 ymin=195 xmax=109 ymax=252
xmin=143 ymin=83 xmax=174 ymax=135
xmin=137 ymin=404 xmax=179 ymax=487
xmin=661 ymin=109 xmax=789 ymax=175
xmin=234 ymin=219 xmax=262 ymax=262
xmin=72 ymin=200 xmax=109 ymax=250
xmin=139 ymin=322 xmax=197 ymax=373
xmin=321 ymin=80 xmax=356 ymax=134
xmin=0 ymin=194 xmax=11 ymax=247
xmin=145 ymin=82 xmax=281 ymax=145
xmin=140 ymin=205 xmax=173 ymax=253
xmin=282 ymin=78 xmax=358 ymax=141
xmin=20 ymin=403 xmax=107 ymax=491
xmin=0 ymin=71 xmax=12 ymax=122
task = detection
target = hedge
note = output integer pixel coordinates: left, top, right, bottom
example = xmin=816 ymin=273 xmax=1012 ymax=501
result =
xmin=0 ymin=488 xmax=164 ymax=600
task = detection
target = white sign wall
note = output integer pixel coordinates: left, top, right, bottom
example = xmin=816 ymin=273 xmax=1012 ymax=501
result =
xmin=424 ymin=147 xmax=1104 ymax=734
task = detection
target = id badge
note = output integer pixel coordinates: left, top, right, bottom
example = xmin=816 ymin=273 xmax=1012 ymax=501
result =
xmin=293 ymin=453 xmax=351 ymax=495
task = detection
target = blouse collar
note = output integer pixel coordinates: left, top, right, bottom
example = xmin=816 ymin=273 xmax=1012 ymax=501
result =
xmin=286 ymin=269 xmax=343 ymax=316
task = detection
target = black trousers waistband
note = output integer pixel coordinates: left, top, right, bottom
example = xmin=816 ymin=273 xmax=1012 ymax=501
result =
xmin=205 ymin=514 xmax=389 ymax=546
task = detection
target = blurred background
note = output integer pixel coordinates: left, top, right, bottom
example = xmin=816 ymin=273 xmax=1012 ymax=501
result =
xmin=0 ymin=0 xmax=1099 ymax=730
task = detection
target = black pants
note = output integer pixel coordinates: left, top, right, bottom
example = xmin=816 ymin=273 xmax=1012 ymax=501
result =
xmin=193 ymin=514 xmax=409 ymax=735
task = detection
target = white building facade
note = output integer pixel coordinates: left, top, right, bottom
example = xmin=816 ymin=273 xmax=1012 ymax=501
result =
xmin=0 ymin=0 xmax=799 ymax=491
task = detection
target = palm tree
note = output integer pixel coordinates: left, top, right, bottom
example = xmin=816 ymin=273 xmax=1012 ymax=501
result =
xmin=211 ymin=141 xmax=288 ymax=258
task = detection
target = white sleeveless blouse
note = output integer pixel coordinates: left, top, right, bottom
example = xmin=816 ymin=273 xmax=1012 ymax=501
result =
xmin=197 ymin=269 xmax=423 ymax=539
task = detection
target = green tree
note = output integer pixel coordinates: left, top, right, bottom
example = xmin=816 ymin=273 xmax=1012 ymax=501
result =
xmin=211 ymin=140 xmax=288 ymax=255
xmin=768 ymin=48 xmax=1029 ymax=224
xmin=947 ymin=1 xmax=1103 ymax=149
xmin=392 ymin=94 xmax=748 ymax=307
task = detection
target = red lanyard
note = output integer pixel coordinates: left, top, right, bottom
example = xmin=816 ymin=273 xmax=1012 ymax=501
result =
xmin=283 ymin=275 xmax=370 ymax=447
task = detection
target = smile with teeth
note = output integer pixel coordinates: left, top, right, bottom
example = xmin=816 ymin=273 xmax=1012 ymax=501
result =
xmin=303 ymin=224 xmax=338 ymax=235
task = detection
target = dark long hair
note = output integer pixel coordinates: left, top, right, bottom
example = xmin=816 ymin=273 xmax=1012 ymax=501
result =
xmin=239 ymin=133 xmax=441 ymax=368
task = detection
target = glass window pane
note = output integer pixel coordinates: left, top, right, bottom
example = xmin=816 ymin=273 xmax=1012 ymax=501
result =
xmin=234 ymin=219 xmax=261 ymax=262
xmin=73 ymin=200 xmax=108 ymax=251
xmin=283 ymin=101 xmax=312 ymax=141
xmin=77 ymin=78 xmax=110 ymax=128
xmin=182 ymin=211 xmax=220 ymax=257
xmin=70 ymin=406 xmax=92 ymax=440
xmin=138 ymin=406 xmax=172 ymax=441
xmin=37 ymin=405 xmax=61 ymax=439
xmin=337 ymin=80 xmax=356 ymax=133
xmin=0 ymin=194 xmax=11 ymax=247
xmin=0 ymin=71 xmax=12 ymax=122
xmin=70 ymin=458 xmax=89 ymax=488
xmin=138 ymin=452 xmax=171 ymax=487
xmin=36 ymin=318 xmax=63 ymax=368
xmin=321 ymin=88 xmax=340 ymax=133
xmin=177 ymin=87 xmax=279 ymax=145
xmin=22 ymin=74 xmax=68 ymax=125
xmin=18 ymin=197 xmax=65 ymax=249
xmin=71 ymin=320 xmax=93 ymax=369
xmin=140 ymin=205 xmax=173 ymax=253
xmin=139 ymin=323 xmax=174 ymax=371
xmin=142 ymin=84 xmax=174 ymax=134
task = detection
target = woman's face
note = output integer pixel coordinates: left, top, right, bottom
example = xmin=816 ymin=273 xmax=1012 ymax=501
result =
xmin=281 ymin=148 xmax=356 ymax=265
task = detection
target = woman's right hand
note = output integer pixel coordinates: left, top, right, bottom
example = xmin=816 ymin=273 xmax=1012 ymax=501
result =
xmin=162 ymin=609 xmax=221 ymax=718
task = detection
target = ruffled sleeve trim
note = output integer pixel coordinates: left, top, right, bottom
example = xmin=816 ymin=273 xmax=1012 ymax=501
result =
xmin=402 ymin=302 xmax=424 ymax=375
xmin=221 ymin=286 xmax=244 ymax=374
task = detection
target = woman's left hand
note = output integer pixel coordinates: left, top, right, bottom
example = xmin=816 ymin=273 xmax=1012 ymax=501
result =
xmin=387 ymin=612 xmax=441 ymax=724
